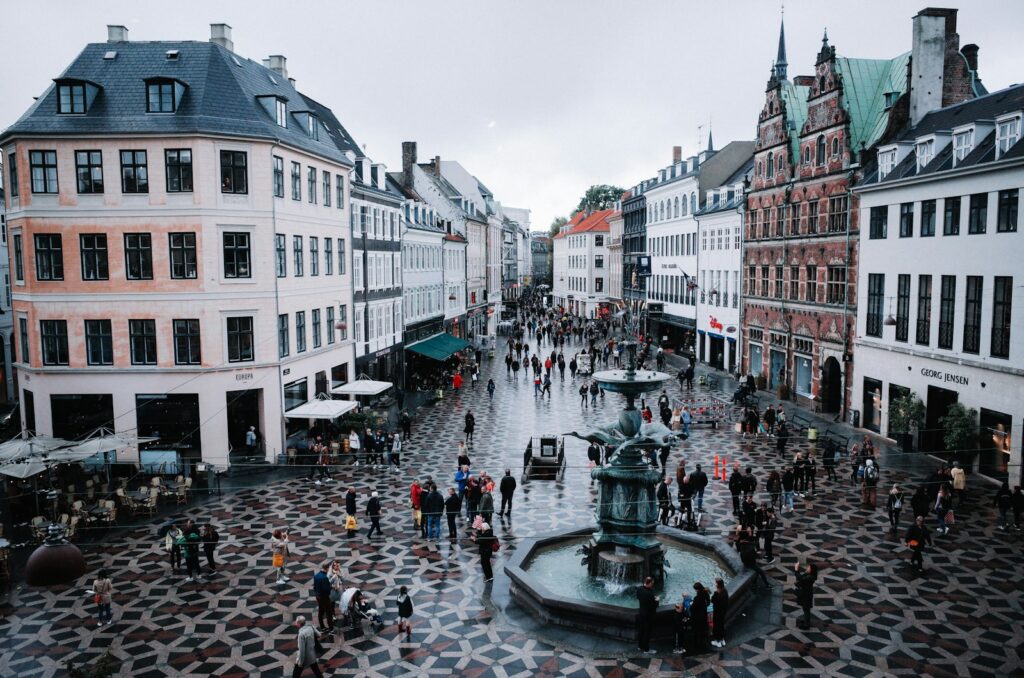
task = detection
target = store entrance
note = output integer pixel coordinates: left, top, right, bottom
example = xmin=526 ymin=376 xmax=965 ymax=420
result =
xmin=226 ymin=389 xmax=262 ymax=458
xmin=979 ymin=408 xmax=1012 ymax=481
xmin=922 ymin=385 xmax=958 ymax=453
xmin=821 ymin=357 xmax=842 ymax=414
xmin=709 ymin=336 xmax=724 ymax=371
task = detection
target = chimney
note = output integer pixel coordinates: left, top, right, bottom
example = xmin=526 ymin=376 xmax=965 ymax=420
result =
xmin=107 ymin=25 xmax=128 ymax=43
xmin=268 ymin=55 xmax=288 ymax=79
xmin=672 ymin=146 xmax=682 ymax=163
xmin=961 ymin=43 xmax=979 ymax=72
xmin=433 ymin=155 xmax=442 ymax=177
xmin=910 ymin=8 xmax=958 ymax=125
xmin=401 ymin=142 xmax=417 ymax=188
xmin=288 ymin=77 xmax=296 ymax=88
xmin=209 ymin=23 xmax=233 ymax=52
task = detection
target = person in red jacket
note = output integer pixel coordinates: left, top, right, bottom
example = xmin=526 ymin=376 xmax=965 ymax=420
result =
xmin=410 ymin=480 xmax=423 ymax=534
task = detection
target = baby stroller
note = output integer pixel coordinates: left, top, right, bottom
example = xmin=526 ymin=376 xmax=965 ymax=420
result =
xmin=340 ymin=587 xmax=383 ymax=631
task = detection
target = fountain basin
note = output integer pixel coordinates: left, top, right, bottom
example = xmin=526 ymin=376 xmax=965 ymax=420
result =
xmin=505 ymin=527 xmax=757 ymax=641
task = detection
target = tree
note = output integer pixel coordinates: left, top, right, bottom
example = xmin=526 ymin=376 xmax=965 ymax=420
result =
xmin=888 ymin=392 xmax=925 ymax=452
xmin=939 ymin=403 xmax=979 ymax=467
xmin=575 ymin=184 xmax=626 ymax=213
xmin=548 ymin=216 xmax=568 ymax=238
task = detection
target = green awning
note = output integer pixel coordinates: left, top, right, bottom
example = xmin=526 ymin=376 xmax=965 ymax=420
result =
xmin=405 ymin=333 xmax=470 ymax=361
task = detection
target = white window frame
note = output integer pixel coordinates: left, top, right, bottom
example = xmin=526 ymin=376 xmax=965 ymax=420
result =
xmin=877 ymin=148 xmax=898 ymax=179
xmin=995 ymin=113 xmax=1021 ymax=160
xmin=952 ymin=128 xmax=973 ymax=166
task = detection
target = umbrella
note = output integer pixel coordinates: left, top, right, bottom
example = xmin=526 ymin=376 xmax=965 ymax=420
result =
xmin=50 ymin=428 xmax=158 ymax=462
xmin=0 ymin=435 xmax=69 ymax=463
xmin=0 ymin=461 xmax=47 ymax=479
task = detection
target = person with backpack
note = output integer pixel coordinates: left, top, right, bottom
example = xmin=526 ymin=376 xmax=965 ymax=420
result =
xmin=905 ymin=515 xmax=933 ymax=573
xmin=887 ymin=484 xmax=906 ymax=532
xmin=763 ymin=405 xmax=776 ymax=437
xmin=742 ymin=467 xmax=757 ymax=500
xmin=396 ymin=585 xmax=414 ymax=638
xmin=579 ymin=382 xmax=588 ymax=408
xmin=862 ymin=460 xmax=879 ymax=508
xmin=589 ymin=381 xmax=600 ymax=407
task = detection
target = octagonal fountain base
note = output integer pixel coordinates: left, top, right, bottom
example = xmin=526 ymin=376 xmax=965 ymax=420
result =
xmin=505 ymin=527 xmax=756 ymax=642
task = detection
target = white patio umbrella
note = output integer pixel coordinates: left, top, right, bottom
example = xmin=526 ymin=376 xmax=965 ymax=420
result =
xmin=0 ymin=460 xmax=47 ymax=479
xmin=51 ymin=428 xmax=158 ymax=462
xmin=0 ymin=435 xmax=70 ymax=463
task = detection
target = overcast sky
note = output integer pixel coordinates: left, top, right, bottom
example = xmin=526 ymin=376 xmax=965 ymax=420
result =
xmin=2 ymin=1 xmax=1021 ymax=232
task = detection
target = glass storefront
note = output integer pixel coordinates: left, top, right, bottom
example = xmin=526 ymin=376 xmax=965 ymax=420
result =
xmin=283 ymin=378 xmax=308 ymax=412
xmin=979 ymin=408 xmax=1012 ymax=480
xmin=136 ymin=393 xmax=201 ymax=456
xmin=794 ymin=356 xmax=813 ymax=397
xmin=51 ymin=393 xmax=114 ymax=440
xmin=749 ymin=345 xmax=763 ymax=377
xmin=862 ymin=378 xmax=882 ymax=433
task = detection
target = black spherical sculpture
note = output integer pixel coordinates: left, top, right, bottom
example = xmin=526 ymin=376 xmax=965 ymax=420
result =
xmin=25 ymin=524 xmax=86 ymax=586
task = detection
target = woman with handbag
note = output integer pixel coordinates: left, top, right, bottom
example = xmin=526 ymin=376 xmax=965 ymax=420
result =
xmin=328 ymin=560 xmax=344 ymax=617
xmin=934 ymin=486 xmax=952 ymax=535
xmin=271 ymin=529 xmax=290 ymax=584
xmin=92 ymin=568 xmax=114 ymax=627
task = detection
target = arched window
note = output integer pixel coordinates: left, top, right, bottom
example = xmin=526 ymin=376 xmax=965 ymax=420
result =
xmin=757 ymin=161 xmax=762 ymax=177
xmin=674 ymin=196 xmax=680 ymax=218
xmin=819 ymin=76 xmax=826 ymax=93
xmin=766 ymin=153 xmax=774 ymax=177
xmin=658 ymin=202 xmax=664 ymax=220
xmin=681 ymin=196 xmax=688 ymax=216
xmin=777 ymin=153 xmax=784 ymax=174
xmin=831 ymin=137 xmax=839 ymax=156
xmin=804 ymin=146 xmax=811 ymax=164
xmin=816 ymin=135 xmax=826 ymax=165
xmin=690 ymin=193 xmax=697 ymax=213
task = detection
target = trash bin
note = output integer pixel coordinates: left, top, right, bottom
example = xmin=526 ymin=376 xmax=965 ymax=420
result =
xmin=807 ymin=427 xmax=818 ymax=441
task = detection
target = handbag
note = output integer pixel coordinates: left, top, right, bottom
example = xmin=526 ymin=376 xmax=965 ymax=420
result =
xmin=94 ymin=594 xmax=103 ymax=605
xmin=345 ymin=514 xmax=357 ymax=530
xmin=272 ymin=553 xmax=284 ymax=568
xmin=491 ymin=538 xmax=500 ymax=553
xmin=944 ymin=510 xmax=955 ymax=525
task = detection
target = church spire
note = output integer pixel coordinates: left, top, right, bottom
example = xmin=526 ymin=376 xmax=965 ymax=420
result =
xmin=774 ymin=11 xmax=788 ymax=81
xmin=707 ymin=127 xmax=714 ymax=153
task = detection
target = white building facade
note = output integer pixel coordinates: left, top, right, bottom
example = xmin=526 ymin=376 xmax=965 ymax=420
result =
xmin=552 ymin=209 xmax=614 ymax=318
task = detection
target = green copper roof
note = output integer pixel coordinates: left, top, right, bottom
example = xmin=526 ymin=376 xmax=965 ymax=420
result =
xmin=779 ymin=80 xmax=809 ymax=161
xmin=835 ymin=52 xmax=910 ymax=151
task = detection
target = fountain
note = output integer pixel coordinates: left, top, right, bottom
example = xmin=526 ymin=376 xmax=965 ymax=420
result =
xmin=504 ymin=311 xmax=757 ymax=641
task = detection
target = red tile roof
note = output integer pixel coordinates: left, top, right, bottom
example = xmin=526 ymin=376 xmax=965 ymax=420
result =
xmin=444 ymin=233 xmax=467 ymax=242
xmin=553 ymin=209 xmax=617 ymax=238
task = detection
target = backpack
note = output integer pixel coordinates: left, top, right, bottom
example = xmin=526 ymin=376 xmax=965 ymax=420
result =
xmin=865 ymin=465 xmax=878 ymax=482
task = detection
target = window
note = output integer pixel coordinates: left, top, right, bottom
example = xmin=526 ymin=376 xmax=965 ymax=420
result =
xmin=916 ymin=139 xmax=934 ymax=170
xmin=226 ymin=317 xmax=254 ymax=362
xmin=816 ymin=135 xmax=825 ymax=165
xmin=790 ymin=266 xmax=799 ymax=300
xmin=747 ymin=265 xmax=756 ymax=295
xmin=997 ymin=189 xmax=1018 ymax=232
xmin=8 ymin=152 xmax=18 ymax=197
xmin=916 ymin=275 xmax=932 ymax=345
xmin=220 ymin=150 xmax=247 ymax=194
xmin=79 ymin=234 xmax=108 ymax=280
xmin=272 ymin=156 xmax=284 ymax=197
xmin=866 ymin=274 xmax=884 ymax=338
xmin=831 ymin=138 xmax=839 ymax=156
xmin=40 ymin=320 xmax=69 ymax=366
xmin=595 ymin=277 xmax=604 ymax=292
xmin=826 ymin=266 xmax=846 ymax=305
xmin=309 ymin=237 xmax=319 ymax=276
xmin=595 ymin=255 xmax=604 ymax=268
xmin=336 ymin=175 xmax=344 ymax=208
xmin=775 ymin=206 xmax=785 ymax=236
xmin=938 ymin=275 xmax=956 ymax=350
xmin=172 ymin=319 xmax=201 ymax=365
xmin=291 ymin=162 xmax=301 ymax=200
xmin=169 ymin=232 xmax=197 ymax=279
xmin=766 ymin=153 xmax=774 ymax=177
xmin=278 ymin=314 xmax=289 ymax=357
xmin=595 ymin=235 xmax=604 ymax=247
xmin=338 ymin=238 xmax=345 ymax=275
xmin=293 ymin=236 xmax=303 ymax=276
xmin=223 ymin=232 xmax=251 ymax=278
xmin=963 ymin=276 xmax=983 ymax=354
xmin=326 ymin=306 xmax=335 ymax=345
xmin=790 ymin=203 xmax=800 ymax=235
xmin=322 ymin=171 xmax=331 ymax=207
xmin=275 ymin=234 xmax=286 ymax=277
xmin=324 ymin=238 xmax=333 ymax=276
xmin=991 ymin=277 xmax=1012 ymax=358
xmin=295 ymin=311 xmax=306 ymax=353
xmin=18 ymin=317 xmax=28 ymax=365
xmin=761 ymin=209 xmax=770 ymax=238
xmin=75 ymin=150 xmax=103 ymax=193
xmin=312 ymin=309 xmax=322 ymax=349
xmin=828 ymin=195 xmax=848 ymax=232
xmin=13 ymin=234 xmax=24 ymax=281
xmin=869 ymin=206 xmax=887 ymax=239
xmin=307 ymin=115 xmax=319 ymax=139
xmin=944 ymin=197 xmax=961 ymax=235
xmin=338 ymin=305 xmax=347 ymax=340
xmin=996 ymin=116 xmax=1021 ymax=159
xmin=803 ymin=146 xmax=811 ymax=165
xmin=952 ymin=131 xmax=972 ymax=165
xmin=275 ymin=98 xmax=287 ymax=127
xmin=84 ymin=320 xmax=113 ymax=365
xmin=760 ymin=266 xmax=769 ymax=297
xmin=899 ymin=202 xmax=914 ymax=237
xmin=807 ymin=201 xmax=818 ymax=234
xmin=120 ymin=150 xmax=148 ymax=193
xmin=146 ymin=81 xmax=175 ymax=112
xmin=920 ymin=199 xmax=936 ymax=237
xmin=34 ymin=234 xmax=63 ymax=280
xmin=968 ymin=193 xmax=987 ymax=234
xmin=129 ymin=319 xmax=157 ymax=365
xmin=307 ymin=166 xmax=317 ymax=204
xmin=124 ymin=233 xmax=153 ymax=280
xmin=165 ymin=149 xmax=193 ymax=192
xmin=57 ymin=83 xmax=86 ymax=113
xmin=896 ymin=274 xmax=910 ymax=342
xmin=877 ymin=149 xmax=897 ymax=179
xmin=30 ymin=150 xmax=58 ymax=193
xmin=774 ymin=266 xmax=783 ymax=299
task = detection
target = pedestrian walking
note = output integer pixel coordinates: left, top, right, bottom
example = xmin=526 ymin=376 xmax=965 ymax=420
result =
xmin=862 ymin=459 xmax=880 ymax=508
xmin=887 ymin=484 xmax=905 ymax=532
xmin=766 ymin=471 xmax=782 ymax=512
xmin=401 ymin=410 xmax=412 ymax=442
xmin=487 ymin=378 xmax=496 ymax=401
xmin=950 ymin=462 xmax=966 ymax=508
xmin=690 ymin=582 xmax=710 ymax=653
xmin=579 ymin=382 xmax=589 ymax=408
xmin=445 ymin=488 xmax=461 ymax=538
xmin=313 ymin=563 xmax=335 ymax=633
xmin=464 ymin=410 xmax=476 ymax=444
xmin=164 ymin=523 xmax=183 ymax=573
xmin=391 ymin=432 xmax=402 ymax=470
xmin=711 ymin=578 xmax=729 ymax=648
xmin=291 ymin=617 xmax=324 ymax=678
xmin=478 ymin=484 xmax=495 ymax=525
xmin=499 ymin=469 xmax=516 ymax=517
xmin=994 ymin=481 xmax=1013 ymax=529
xmin=472 ymin=522 xmax=497 ymax=582
xmin=423 ymin=483 xmax=444 ymax=540
xmin=1012 ymin=485 xmax=1024 ymax=530
xmin=657 ymin=477 xmax=675 ymax=526
xmin=823 ymin=440 xmax=837 ymax=481
xmin=761 ymin=507 xmax=777 ymax=562
xmin=246 ymin=425 xmax=258 ymax=454
xmin=366 ymin=491 xmax=383 ymax=539
xmin=690 ymin=464 xmax=708 ymax=512
xmin=681 ymin=407 xmax=692 ymax=437
xmin=91 ymin=568 xmax=114 ymax=626
xmin=467 ymin=476 xmax=482 ymax=521
xmin=794 ymin=562 xmax=817 ymax=628
xmin=271 ymin=528 xmax=291 ymax=584
xmin=181 ymin=520 xmax=203 ymax=583
xmin=636 ymin=576 xmax=659 ymax=654
xmin=201 ymin=524 xmax=219 ymax=573
xmin=934 ymin=486 xmax=952 ymax=535
xmin=905 ymin=515 xmax=933 ymax=573
xmin=781 ymin=467 xmax=795 ymax=513
xmin=589 ymin=381 xmax=600 ymax=406
xmin=776 ymin=421 xmax=790 ymax=457
xmin=396 ymin=585 xmax=414 ymax=637
xmin=728 ymin=464 xmax=743 ymax=515
xmin=763 ymin=405 xmax=776 ymax=436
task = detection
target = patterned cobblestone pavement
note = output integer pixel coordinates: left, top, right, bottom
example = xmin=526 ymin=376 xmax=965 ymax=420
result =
xmin=1 ymin=339 xmax=1022 ymax=676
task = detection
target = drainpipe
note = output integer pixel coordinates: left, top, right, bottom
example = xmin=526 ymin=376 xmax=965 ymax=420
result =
xmin=782 ymin=182 xmax=792 ymax=397
xmin=841 ymin=167 xmax=856 ymax=423
xmin=270 ymin=141 xmax=284 ymax=466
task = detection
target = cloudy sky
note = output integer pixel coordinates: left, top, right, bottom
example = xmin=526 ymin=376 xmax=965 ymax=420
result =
xmin=2 ymin=1 xmax=1021 ymax=232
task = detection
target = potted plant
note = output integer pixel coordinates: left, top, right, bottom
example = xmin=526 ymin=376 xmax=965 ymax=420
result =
xmin=940 ymin=403 xmax=979 ymax=469
xmin=887 ymin=393 xmax=925 ymax=453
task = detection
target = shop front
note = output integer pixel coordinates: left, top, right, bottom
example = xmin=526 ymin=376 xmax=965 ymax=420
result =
xmin=652 ymin=315 xmax=694 ymax=355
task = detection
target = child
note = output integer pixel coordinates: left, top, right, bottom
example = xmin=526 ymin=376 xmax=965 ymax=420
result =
xmin=396 ymin=585 xmax=414 ymax=637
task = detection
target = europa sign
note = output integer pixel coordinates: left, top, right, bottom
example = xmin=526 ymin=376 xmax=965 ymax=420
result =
xmin=921 ymin=368 xmax=968 ymax=386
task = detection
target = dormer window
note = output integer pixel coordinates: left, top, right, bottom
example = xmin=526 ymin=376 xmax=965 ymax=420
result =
xmin=952 ymin=130 xmax=973 ymax=166
xmin=146 ymin=78 xmax=182 ymax=113
xmin=916 ymin=139 xmax=934 ymax=171
xmin=877 ymin=148 xmax=897 ymax=179
xmin=996 ymin=114 xmax=1021 ymax=159
xmin=307 ymin=115 xmax=319 ymax=140
xmin=58 ymin=83 xmax=86 ymax=114
xmin=275 ymin=98 xmax=287 ymax=127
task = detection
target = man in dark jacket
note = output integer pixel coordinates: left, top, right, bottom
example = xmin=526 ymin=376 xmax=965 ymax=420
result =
xmin=760 ymin=507 xmax=778 ymax=563
xmin=740 ymin=495 xmax=757 ymax=529
xmin=794 ymin=562 xmax=817 ymax=628
xmin=728 ymin=464 xmax=744 ymax=515
xmin=444 ymin=488 xmax=461 ymax=539
xmin=738 ymin=527 xmax=770 ymax=589
xmin=743 ymin=467 xmax=758 ymax=499
xmin=423 ymin=484 xmax=445 ymax=539
xmin=313 ymin=563 xmax=335 ymax=633
xmin=345 ymin=487 xmax=357 ymax=517
xmin=657 ymin=477 xmax=675 ymax=526
xmin=905 ymin=515 xmax=933 ymax=573
xmin=182 ymin=520 xmax=203 ymax=583
xmin=636 ymin=577 xmax=659 ymax=653
xmin=690 ymin=464 xmax=709 ymax=512
xmin=499 ymin=469 xmax=517 ymax=517
xmin=366 ymin=491 xmax=383 ymax=539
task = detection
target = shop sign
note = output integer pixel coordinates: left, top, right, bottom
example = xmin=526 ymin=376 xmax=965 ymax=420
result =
xmin=921 ymin=368 xmax=968 ymax=386
xmin=235 ymin=371 xmax=254 ymax=382
xmin=375 ymin=348 xmax=391 ymax=358
xmin=709 ymin=316 xmax=723 ymax=332
xmin=726 ymin=326 xmax=737 ymax=334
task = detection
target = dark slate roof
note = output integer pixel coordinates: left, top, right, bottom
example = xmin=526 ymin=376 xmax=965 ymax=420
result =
xmin=695 ymin=156 xmax=754 ymax=216
xmin=1 ymin=40 xmax=353 ymax=166
xmin=860 ymin=83 xmax=1024 ymax=186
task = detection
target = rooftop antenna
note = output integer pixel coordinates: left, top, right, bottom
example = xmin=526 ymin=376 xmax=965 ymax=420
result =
xmin=696 ymin=124 xmax=704 ymax=152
